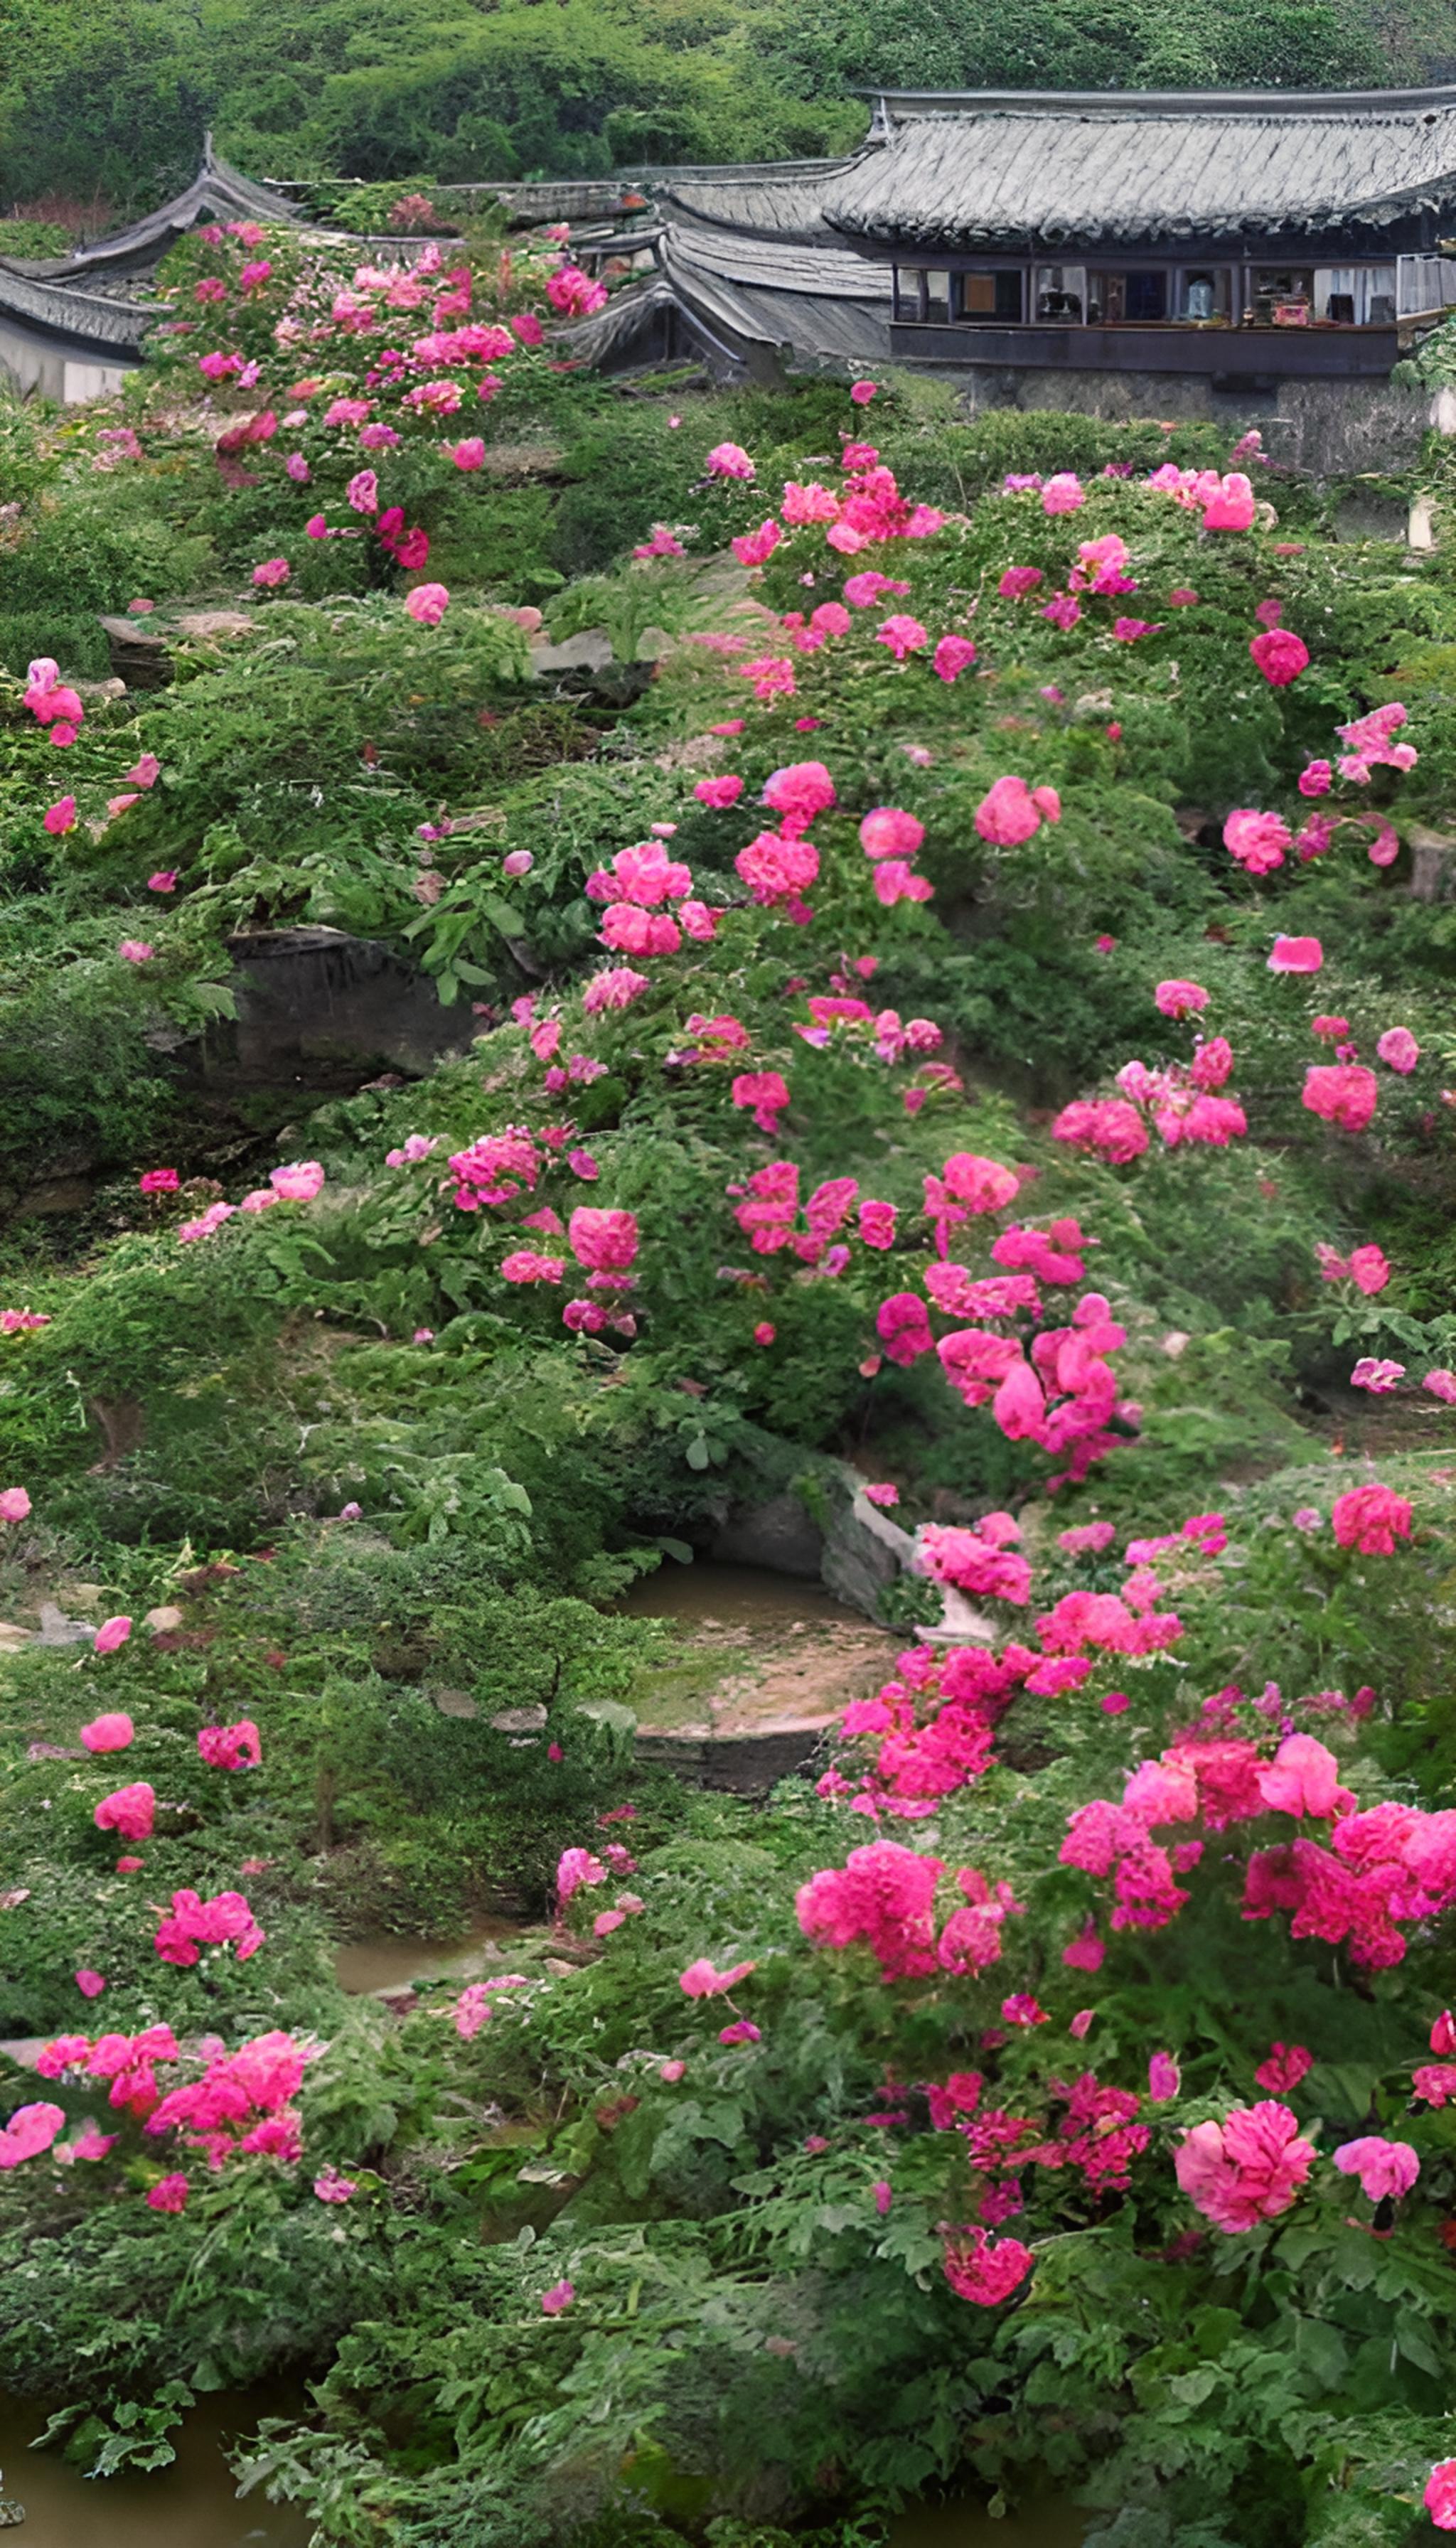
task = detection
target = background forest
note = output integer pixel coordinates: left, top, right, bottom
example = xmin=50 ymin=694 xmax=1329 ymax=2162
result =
xmin=0 ymin=0 xmax=1452 ymax=214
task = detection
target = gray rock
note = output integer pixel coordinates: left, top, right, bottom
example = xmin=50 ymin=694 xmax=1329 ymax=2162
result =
xmin=710 ymin=1491 xmax=824 ymax=1578
xmin=218 ymin=927 xmax=481 ymax=1083
xmin=528 ymin=628 xmax=614 ymax=673
xmin=822 ymin=1477 xmax=907 ymax=1615
xmin=34 ymin=1605 xmax=95 ymax=1647
xmin=1408 ymin=825 xmax=1456 ymax=903
xmin=634 ymin=1725 xmax=828 ymax=1794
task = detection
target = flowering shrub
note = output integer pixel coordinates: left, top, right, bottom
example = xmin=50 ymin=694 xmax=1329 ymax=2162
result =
xmin=1 ymin=248 xmax=1456 ymax=2548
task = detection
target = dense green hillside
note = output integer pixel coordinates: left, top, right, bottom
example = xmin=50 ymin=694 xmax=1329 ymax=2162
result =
xmin=0 ymin=0 xmax=1452 ymax=210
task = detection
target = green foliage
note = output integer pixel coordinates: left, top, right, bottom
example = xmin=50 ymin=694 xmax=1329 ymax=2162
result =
xmin=0 ymin=0 xmax=1447 ymax=209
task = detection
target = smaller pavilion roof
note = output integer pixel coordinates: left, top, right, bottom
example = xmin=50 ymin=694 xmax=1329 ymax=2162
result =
xmin=60 ymin=135 xmax=306 ymax=281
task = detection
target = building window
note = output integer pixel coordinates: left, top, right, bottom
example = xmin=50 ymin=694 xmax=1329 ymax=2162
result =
xmin=956 ymin=270 xmax=1023 ymax=322
xmin=1033 ymin=265 xmax=1086 ymax=321
xmin=1124 ymin=270 xmax=1167 ymax=322
xmin=1314 ymin=265 xmax=1398 ymax=323
xmin=1253 ymin=268 xmax=1315 ymax=323
xmin=1182 ymin=269 xmax=1231 ymax=321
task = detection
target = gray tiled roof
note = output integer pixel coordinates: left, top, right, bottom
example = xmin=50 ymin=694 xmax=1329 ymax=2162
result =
xmin=65 ymin=141 xmax=303 ymax=273
xmin=0 ymin=264 xmax=153 ymax=348
xmin=825 ymin=87 xmax=1456 ymax=247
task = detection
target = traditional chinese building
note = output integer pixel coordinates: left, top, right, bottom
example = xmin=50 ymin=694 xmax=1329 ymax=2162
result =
xmin=564 ymin=86 xmax=1456 ymax=464
xmin=833 ymin=84 xmax=1456 ymax=379
xmin=0 ymin=137 xmax=452 ymax=403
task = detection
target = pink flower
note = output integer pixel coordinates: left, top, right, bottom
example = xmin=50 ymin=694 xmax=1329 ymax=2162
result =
xmin=863 ymin=1482 xmax=898 ymax=1507
xmin=139 ymin=1168 xmax=178 ymax=1194
xmin=43 ymin=795 xmax=75 ymax=834
xmin=876 ymin=614 xmax=928 ymax=660
xmin=569 ymin=1206 xmax=638 ymax=1275
xmin=1051 ymin=1098 xmax=1148 ymax=1165
xmin=1256 ymin=1733 xmax=1353 ymax=1819
xmin=405 ymin=583 xmax=450 ymax=626
xmin=198 ymin=1720 xmax=262 ymax=1771
xmin=731 ymin=520 xmax=781 ymax=567
xmin=1424 ymin=1369 xmax=1456 ymax=1403
xmin=1333 ymin=2135 xmax=1418 ymax=2201
xmin=93 ymin=1782 xmax=154 ymax=1841
xmin=1201 ymin=472 xmax=1256 ymax=532
xmin=860 ymin=807 xmax=925 ymax=862
xmin=146 ymin=2173 xmax=189 ymax=2213
xmin=933 ymin=633 xmax=977 ymax=681
xmin=75 ymin=1969 xmax=106 ymax=1998
xmin=1062 ymin=1920 xmax=1105 ymax=1971
xmin=502 ymin=850 xmax=532 ymax=878
xmin=540 ymin=2279 xmax=575 ymax=2314
xmin=1268 ymin=936 xmax=1322 ymax=973
xmin=1302 ymin=1064 xmax=1378 ymax=1133
xmin=1298 ymin=759 xmax=1332 ymax=796
xmin=92 ymin=1616 xmax=132 ymax=1655
xmin=0 ymin=1487 xmax=31 ymax=1522
xmin=0 ymin=2102 xmax=67 ymax=2170
xmin=1427 ymin=2465 xmax=1456 ymax=2530
xmin=975 ymin=775 xmax=1060 ymax=847
xmin=1250 ymin=628 xmax=1309 ymax=686
xmin=1148 ymin=2052 xmax=1180 ymax=2102
xmin=1155 ymin=979 xmax=1207 ymax=1019
xmin=731 ymin=1069 xmax=791 ymax=1133
xmin=1254 ymin=2042 xmax=1312 ymax=2094
xmin=942 ymin=2227 xmax=1035 ymax=2302
xmin=1223 ymin=808 xmax=1290 ymax=874
xmin=660 ymin=2059 xmax=687 ymax=2082
xmin=544 ymin=263 xmax=607 ymax=317
xmin=270 ymin=1160 xmax=325 ymax=1201
xmin=80 ymin=1712 xmax=133 ymax=1753
xmin=1001 ymin=1993 xmax=1048 ymax=2027
xmin=583 ymin=968 xmax=648 ymax=1013
xmin=850 ymin=380 xmax=878 ymax=405
xmin=251 ymin=557 xmax=290 ymax=588
xmin=719 ymin=2020 xmax=761 ymax=2043
xmin=118 ymin=941 xmax=154 ymax=964
xmin=1376 ymin=1026 xmax=1419 ymax=1074
xmin=1042 ymin=473 xmax=1084 ymax=515
xmin=148 ymin=870 xmax=178 ymax=893
xmin=1351 ymin=1356 xmax=1405 ymax=1393
xmin=695 ymin=775 xmax=744 ymax=808
xmin=680 ymin=1957 xmax=755 ymax=1998
xmin=999 ymin=566 xmax=1044 ymax=599
xmin=705 ymin=442 xmax=754 ymax=480
xmin=313 ymin=2168 xmax=357 ymax=2202
xmin=872 ymin=860 xmax=933 ymax=907
xmin=1174 ymin=2101 xmax=1315 ymax=2231
xmin=753 ymin=1321 xmax=776 ymax=1346
xmin=449 ymin=439 xmax=486 ymax=470
xmin=1331 ymin=1483 xmax=1411 ymax=1556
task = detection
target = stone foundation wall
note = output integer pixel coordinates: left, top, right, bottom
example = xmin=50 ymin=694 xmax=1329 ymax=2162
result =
xmin=938 ymin=363 xmax=1430 ymax=479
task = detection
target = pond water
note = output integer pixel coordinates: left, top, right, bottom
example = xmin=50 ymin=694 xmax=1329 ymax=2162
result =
xmin=0 ymin=2390 xmax=310 ymax=2547
xmin=0 ymin=2370 xmax=1088 ymax=2548
xmin=619 ymin=1557 xmax=864 ymax=1631
xmin=333 ymin=1909 xmax=528 ymax=1996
